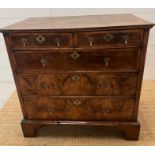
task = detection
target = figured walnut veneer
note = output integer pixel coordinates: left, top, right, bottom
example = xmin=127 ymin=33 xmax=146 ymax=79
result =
xmin=0 ymin=14 xmax=154 ymax=140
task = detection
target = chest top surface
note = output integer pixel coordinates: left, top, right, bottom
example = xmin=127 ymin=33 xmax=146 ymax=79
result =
xmin=0 ymin=14 xmax=154 ymax=32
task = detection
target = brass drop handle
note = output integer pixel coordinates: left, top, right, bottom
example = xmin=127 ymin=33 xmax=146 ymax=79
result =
xmin=48 ymin=109 xmax=54 ymax=115
xmin=73 ymin=99 xmax=82 ymax=106
xmin=88 ymin=37 xmax=94 ymax=46
xmin=123 ymin=35 xmax=129 ymax=44
xmin=71 ymin=75 xmax=80 ymax=82
xmin=104 ymin=56 xmax=110 ymax=67
xmin=36 ymin=35 xmax=46 ymax=44
xmin=70 ymin=51 xmax=80 ymax=60
xmin=41 ymin=58 xmax=47 ymax=68
xmin=41 ymin=82 xmax=50 ymax=89
xmin=102 ymin=109 xmax=110 ymax=116
xmin=21 ymin=38 xmax=27 ymax=47
xmin=119 ymin=76 xmax=127 ymax=85
xmin=55 ymin=38 xmax=60 ymax=47
xmin=104 ymin=112 xmax=108 ymax=116
xmin=98 ymin=83 xmax=111 ymax=89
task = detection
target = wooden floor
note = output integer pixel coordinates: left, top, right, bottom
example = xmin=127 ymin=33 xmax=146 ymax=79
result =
xmin=0 ymin=80 xmax=155 ymax=146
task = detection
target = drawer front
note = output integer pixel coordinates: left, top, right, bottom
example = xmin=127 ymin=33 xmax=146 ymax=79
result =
xmin=13 ymin=48 xmax=140 ymax=71
xmin=18 ymin=72 xmax=138 ymax=96
xmin=9 ymin=33 xmax=73 ymax=49
xmin=23 ymin=97 xmax=134 ymax=121
xmin=76 ymin=29 xmax=143 ymax=48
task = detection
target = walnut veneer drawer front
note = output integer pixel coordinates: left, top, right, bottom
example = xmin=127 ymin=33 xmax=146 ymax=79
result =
xmin=18 ymin=72 xmax=138 ymax=96
xmin=75 ymin=29 xmax=143 ymax=48
xmin=13 ymin=48 xmax=140 ymax=72
xmin=9 ymin=33 xmax=73 ymax=49
xmin=23 ymin=97 xmax=134 ymax=121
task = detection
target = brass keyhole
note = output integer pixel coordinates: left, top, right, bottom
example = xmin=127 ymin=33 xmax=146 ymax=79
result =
xmin=36 ymin=35 xmax=46 ymax=44
xmin=71 ymin=75 xmax=80 ymax=82
xmin=103 ymin=33 xmax=114 ymax=42
xmin=73 ymin=99 xmax=82 ymax=106
xmin=70 ymin=51 xmax=80 ymax=60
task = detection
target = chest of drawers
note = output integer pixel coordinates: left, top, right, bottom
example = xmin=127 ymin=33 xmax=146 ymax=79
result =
xmin=0 ymin=14 xmax=154 ymax=140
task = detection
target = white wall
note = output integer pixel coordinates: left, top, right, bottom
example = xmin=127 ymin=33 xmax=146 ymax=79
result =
xmin=0 ymin=8 xmax=155 ymax=107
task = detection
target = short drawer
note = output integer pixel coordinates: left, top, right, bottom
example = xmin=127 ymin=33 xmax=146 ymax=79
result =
xmin=23 ymin=97 xmax=134 ymax=121
xmin=13 ymin=48 xmax=140 ymax=72
xmin=75 ymin=29 xmax=143 ymax=48
xmin=9 ymin=33 xmax=73 ymax=49
xmin=17 ymin=72 xmax=138 ymax=96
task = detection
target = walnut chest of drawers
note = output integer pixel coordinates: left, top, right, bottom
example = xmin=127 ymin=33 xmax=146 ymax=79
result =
xmin=0 ymin=14 xmax=154 ymax=140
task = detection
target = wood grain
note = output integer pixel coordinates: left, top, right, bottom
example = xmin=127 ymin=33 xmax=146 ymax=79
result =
xmin=1 ymin=14 xmax=153 ymax=140
xmin=13 ymin=48 xmax=141 ymax=72
xmin=0 ymin=14 xmax=154 ymax=31
xmin=1 ymin=80 xmax=155 ymax=144
xmin=17 ymin=72 xmax=138 ymax=97
xmin=23 ymin=97 xmax=134 ymax=121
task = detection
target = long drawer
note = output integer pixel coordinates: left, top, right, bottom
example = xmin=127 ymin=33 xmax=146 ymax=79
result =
xmin=17 ymin=72 xmax=138 ymax=96
xmin=13 ymin=48 xmax=141 ymax=72
xmin=23 ymin=97 xmax=134 ymax=121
